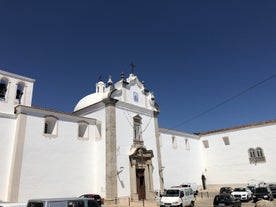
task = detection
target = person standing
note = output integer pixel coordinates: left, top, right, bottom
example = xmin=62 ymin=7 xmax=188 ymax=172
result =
xmin=201 ymin=174 xmax=206 ymax=190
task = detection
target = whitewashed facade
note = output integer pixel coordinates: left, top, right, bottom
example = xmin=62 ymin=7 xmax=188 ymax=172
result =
xmin=0 ymin=70 xmax=275 ymax=203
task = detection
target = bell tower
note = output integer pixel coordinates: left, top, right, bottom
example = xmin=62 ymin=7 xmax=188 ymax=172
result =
xmin=0 ymin=70 xmax=35 ymax=114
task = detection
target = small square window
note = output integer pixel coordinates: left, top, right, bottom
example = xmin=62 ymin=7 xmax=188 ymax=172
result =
xmin=78 ymin=121 xmax=89 ymax=139
xmin=202 ymin=140 xmax=209 ymax=148
xmin=222 ymin=136 xmax=230 ymax=145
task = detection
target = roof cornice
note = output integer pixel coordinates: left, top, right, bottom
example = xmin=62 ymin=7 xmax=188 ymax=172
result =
xmin=196 ymin=119 xmax=276 ymax=136
xmin=159 ymin=127 xmax=199 ymax=139
xmin=15 ymin=105 xmax=98 ymax=124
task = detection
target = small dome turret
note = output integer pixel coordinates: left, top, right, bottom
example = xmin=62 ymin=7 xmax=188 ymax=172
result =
xmin=96 ymin=80 xmax=106 ymax=93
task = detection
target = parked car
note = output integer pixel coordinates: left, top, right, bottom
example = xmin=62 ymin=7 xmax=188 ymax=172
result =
xmin=219 ymin=187 xmax=233 ymax=195
xmin=269 ymin=184 xmax=276 ymax=198
xmin=252 ymin=186 xmax=273 ymax=202
xmin=27 ymin=197 xmax=99 ymax=207
xmin=79 ymin=194 xmax=103 ymax=207
xmin=231 ymin=187 xmax=253 ymax=201
xmin=213 ymin=194 xmax=241 ymax=207
xmin=247 ymin=185 xmax=256 ymax=194
xmin=160 ymin=187 xmax=195 ymax=207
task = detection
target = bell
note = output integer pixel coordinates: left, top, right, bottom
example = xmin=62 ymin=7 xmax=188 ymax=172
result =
xmin=16 ymin=89 xmax=23 ymax=99
xmin=0 ymin=83 xmax=7 ymax=98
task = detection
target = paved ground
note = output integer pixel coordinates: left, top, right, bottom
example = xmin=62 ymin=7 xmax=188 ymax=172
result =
xmin=105 ymin=196 xmax=276 ymax=207
xmin=194 ymin=196 xmax=275 ymax=207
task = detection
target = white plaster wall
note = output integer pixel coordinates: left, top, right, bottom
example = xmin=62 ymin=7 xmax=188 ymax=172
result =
xmin=201 ymin=124 xmax=276 ymax=185
xmin=159 ymin=133 xmax=203 ymax=189
xmin=142 ymin=118 xmax=160 ymax=192
xmin=0 ymin=116 xmax=16 ymax=201
xmin=17 ymin=115 xmax=100 ymax=202
xmin=116 ymin=108 xmax=136 ymax=197
xmin=125 ymin=84 xmax=146 ymax=108
xmin=82 ymin=108 xmax=106 ymax=197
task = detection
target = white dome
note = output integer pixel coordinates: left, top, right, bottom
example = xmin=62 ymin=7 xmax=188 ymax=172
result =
xmin=74 ymin=93 xmax=104 ymax=112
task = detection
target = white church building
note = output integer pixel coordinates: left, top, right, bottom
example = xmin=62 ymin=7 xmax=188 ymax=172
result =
xmin=0 ymin=69 xmax=275 ymax=203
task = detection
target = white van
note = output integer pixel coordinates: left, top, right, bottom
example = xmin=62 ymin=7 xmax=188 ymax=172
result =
xmin=0 ymin=203 xmax=26 ymax=207
xmin=160 ymin=187 xmax=195 ymax=207
xmin=179 ymin=183 xmax=198 ymax=196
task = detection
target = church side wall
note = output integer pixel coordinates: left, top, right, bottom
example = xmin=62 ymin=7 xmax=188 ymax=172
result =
xmin=0 ymin=116 xmax=16 ymax=202
xmin=159 ymin=133 xmax=203 ymax=189
xmin=81 ymin=108 xmax=107 ymax=198
xmin=16 ymin=115 xmax=101 ymax=203
xmin=201 ymin=123 xmax=276 ymax=186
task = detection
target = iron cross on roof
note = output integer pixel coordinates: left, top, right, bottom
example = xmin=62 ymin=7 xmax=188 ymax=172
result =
xmin=130 ymin=63 xmax=135 ymax=74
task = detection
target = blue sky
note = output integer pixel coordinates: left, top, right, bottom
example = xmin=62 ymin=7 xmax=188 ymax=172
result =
xmin=1 ymin=1 xmax=276 ymax=133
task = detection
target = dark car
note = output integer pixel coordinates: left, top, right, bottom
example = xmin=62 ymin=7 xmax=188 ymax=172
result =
xmin=219 ymin=187 xmax=234 ymax=195
xmin=269 ymin=184 xmax=276 ymax=198
xmin=213 ymin=194 xmax=241 ymax=207
xmin=247 ymin=185 xmax=256 ymax=194
xmin=252 ymin=187 xmax=273 ymax=202
xmin=79 ymin=194 xmax=103 ymax=207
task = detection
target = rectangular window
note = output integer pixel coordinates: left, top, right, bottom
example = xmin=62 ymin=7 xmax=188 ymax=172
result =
xmin=44 ymin=123 xmax=48 ymax=134
xmin=249 ymin=147 xmax=266 ymax=164
xmin=43 ymin=116 xmax=58 ymax=137
xmin=133 ymin=115 xmax=142 ymax=142
xmin=185 ymin=138 xmax=190 ymax=151
xmin=78 ymin=124 xmax=88 ymax=138
xmin=172 ymin=135 xmax=177 ymax=149
xmin=134 ymin=123 xmax=141 ymax=140
xmin=222 ymin=136 xmax=230 ymax=145
xmin=202 ymin=140 xmax=209 ymax=148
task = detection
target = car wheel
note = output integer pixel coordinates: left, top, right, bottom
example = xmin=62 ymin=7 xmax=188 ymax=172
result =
xmin=190 ymin=201 xmax=194 ymax=207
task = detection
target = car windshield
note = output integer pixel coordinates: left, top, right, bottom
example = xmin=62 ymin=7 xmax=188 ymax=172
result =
xmin=164 ymin=190 xmax=179 ymax=197
xmin=220 ymin=188 xmax=231 ymax=192
xmin=27 ymin=202 xmax=43 ymax=207
xmin=233 ymin=188 xmax=246 ymax=192
xmin=255 ymin=188 xmax=268 ymax=193
xmin=92 ymin=195 xmax=101 ymax=199
xmin=215 ymin=196 xmax=232 ymax=203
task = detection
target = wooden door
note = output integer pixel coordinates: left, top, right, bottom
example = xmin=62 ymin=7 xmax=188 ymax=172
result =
xmin=136 ymin=169 xmax=146 ymax=200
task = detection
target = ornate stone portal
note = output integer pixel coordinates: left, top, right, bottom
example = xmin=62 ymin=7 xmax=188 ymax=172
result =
xmin=129 ymin=146 xmax=154 ymax=201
